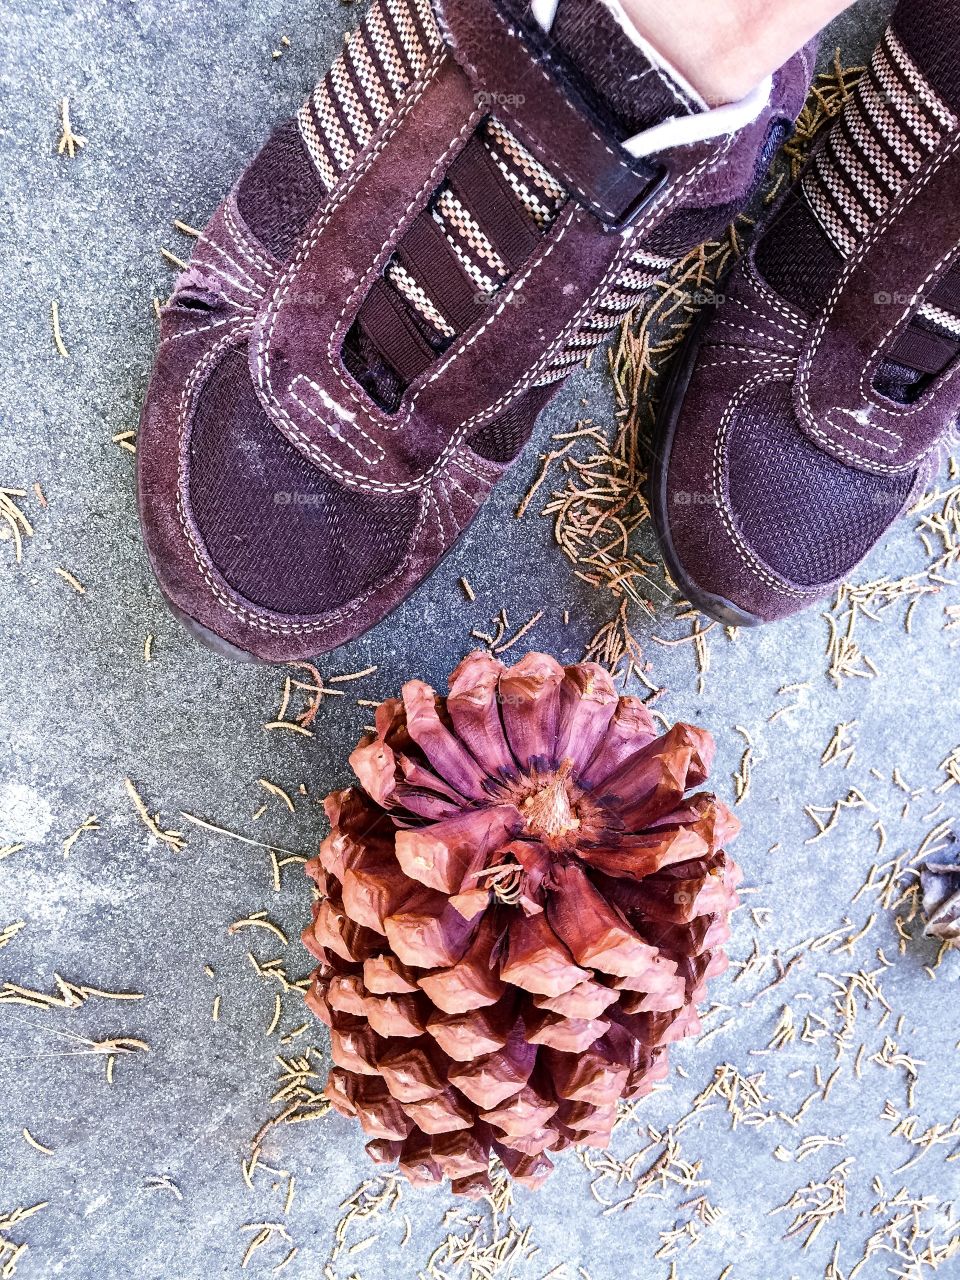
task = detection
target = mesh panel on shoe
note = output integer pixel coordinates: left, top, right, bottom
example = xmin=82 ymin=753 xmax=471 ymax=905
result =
xmin=753 ymin=190 xmax=844 ymax=318
xmin=467 ymin=384 xmax=557 ymax=464
xmin=725 ymin=379 xmax=914 ymax=587
xmin=188 ymin=346 xmax=421 ymax=616
xmin=236 ymin=120 xmax=326 ymax=262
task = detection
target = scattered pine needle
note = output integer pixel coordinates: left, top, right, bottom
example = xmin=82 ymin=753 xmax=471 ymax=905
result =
xmin=264 ymin=721 xmax=314 ymax=738
xmin=125 ymin=779 xmax=185 ymax=853
xmin=257 ymin=780 xmax=295 ymax=814
xmin=229 ymin=913 xmax=288 ymax=947
xmin=179 ymin=811 xmax=304 ymax=859
xmin=328 ymin=666 xmax=378 ymax=685
xmin=51 ymin=301 xmax=70 ymax=358
xmin=1 ymin=488 xmax=34 ymax=563
xmin=161 ymin=247 xmax=189 ymax=271
xmin=62 ymin=815 xmax=99 ymax=858
xmin=0 ymin=922 xmax=25 ymax=951
xmin=57 ymin=97 xmax=86 ymax=157
xmin=21 ymin=1130 xmax=53 ymax=1157
xmin=54 ymin=566 xmax=85 ymax=594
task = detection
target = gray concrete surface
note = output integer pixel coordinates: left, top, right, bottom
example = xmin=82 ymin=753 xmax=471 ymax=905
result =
xmin=2 ymin=2 xmax=958 ymax=1278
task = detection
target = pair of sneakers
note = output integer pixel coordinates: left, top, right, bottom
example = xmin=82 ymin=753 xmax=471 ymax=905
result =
xmin=137 ymin=0 xmax=960 ymax=661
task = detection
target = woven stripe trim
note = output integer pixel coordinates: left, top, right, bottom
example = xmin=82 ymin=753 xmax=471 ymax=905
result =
xmin=299 ymin=1 xmax=679 ymax=385
xmin=297 ymin=0 xmax=441 ymax=188
xmin=803 ymin=25 xmax=958 ymax=260
xmin=919 ymin=302 xmax=960 ymax=340
xmin=387 ymin=117 xmax=568 ymax=334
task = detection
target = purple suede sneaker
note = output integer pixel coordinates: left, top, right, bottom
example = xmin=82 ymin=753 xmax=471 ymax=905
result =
xmin=652 ymin=0 xmax=960 ymax=627
xmin=137 ymin=0 xmax=813 ymax=662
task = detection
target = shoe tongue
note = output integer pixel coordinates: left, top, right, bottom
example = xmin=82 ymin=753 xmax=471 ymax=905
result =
xmin=504 ymin=0 xmax=702 ymax=139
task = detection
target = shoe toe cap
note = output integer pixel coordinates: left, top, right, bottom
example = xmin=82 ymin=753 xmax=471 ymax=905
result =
xmin=723 ymin=378 xmax=915 ymax=589
xmin=663 ymin=366 xmax=915 ymax=623
xmin=139 ymin=338 xmax=424 ymax=659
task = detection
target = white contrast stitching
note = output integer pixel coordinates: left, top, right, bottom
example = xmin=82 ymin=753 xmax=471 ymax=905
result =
xmin=197 ymin=234 xmax=261 ymax=291
xmin=289 ymin=386 xmax=386 ymax=466
xmin=721 ymin=293 xmax=809 ymax=343
xmin=224 ymin=197 xmax=279 ymax=276
xmin=797 ymin=132 xmax=960 ymax=473
xmin=163 ymin=315 xmax=248 ymax=346
xmin=743 ymin=253 xmax=809 ymax=328
xmin=711 ymin=370 xmax=815 ymax=599
xmin=450 ymin=2 xmax=643 ymax=221
xmin=857 ymin=239 xmax=960 ymax=412
xmin=699 ymin=354 xmax=796 ymax=371
xmin=171 ymin=326 xmax=439 ymax=637
xmin=324 ymin=114 xmax=483 ymax=423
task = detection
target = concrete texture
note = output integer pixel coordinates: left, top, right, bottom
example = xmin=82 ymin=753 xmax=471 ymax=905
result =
xmin=1 ymin=2 xmax=958 ymax=1278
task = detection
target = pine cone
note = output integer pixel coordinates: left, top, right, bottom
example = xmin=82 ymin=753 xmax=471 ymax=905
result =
xmin=921 ymin=835 xmax=960 ymax=946
xmin=303 ymin=652 xmax=741 ymax=1195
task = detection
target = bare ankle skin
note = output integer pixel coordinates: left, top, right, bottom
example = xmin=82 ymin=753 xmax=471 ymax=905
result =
xmin=619 ymin=0 xmax=856 ymax=104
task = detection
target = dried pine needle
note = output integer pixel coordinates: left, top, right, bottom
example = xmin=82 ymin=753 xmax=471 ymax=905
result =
xmin=229 ymin=913 xmax=289 ymax=947
xmin=161 ymin=246 xmax=189 ymax=271
xmin=264 ymin=721 xmax=314 ymax=737
xmin=144 ymin=1175 xmax=183 ymax=1200
xmin=179 ymin=811 xmax=304 ymax=859
xmin=62 ymin=815 xmax=98 ymax=858
xmin=125 ymin=779 xmax=185 ymax=853
xmin=57 ymin=97 xmax=87 ymax=157
xmin=54 ymin=566 xmax=85 ymax=594
xmin=1 ymin=488 xmax=34 ymax=563
xmin=258 ymin=780 xmax=295 ymax=814
xmin=266 ymin=995 xmax=282 ymax=1037
xmin=0 ymin=976 xmax=143 ymax=1010
xmin=328 ymin=666 xmax=378 ymax=685
xmin=240 ymin=1222 xmax=292 ymax=1270
xmin=0 ymin=922 xmax=25 ymax=951
xmin=51 ymin=301 xmax=70 ymax=358
xmin=495 ymin=610 xmax=545 ymax=655
xmin=21 ymin=1130 xmax=53 ymax=1157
